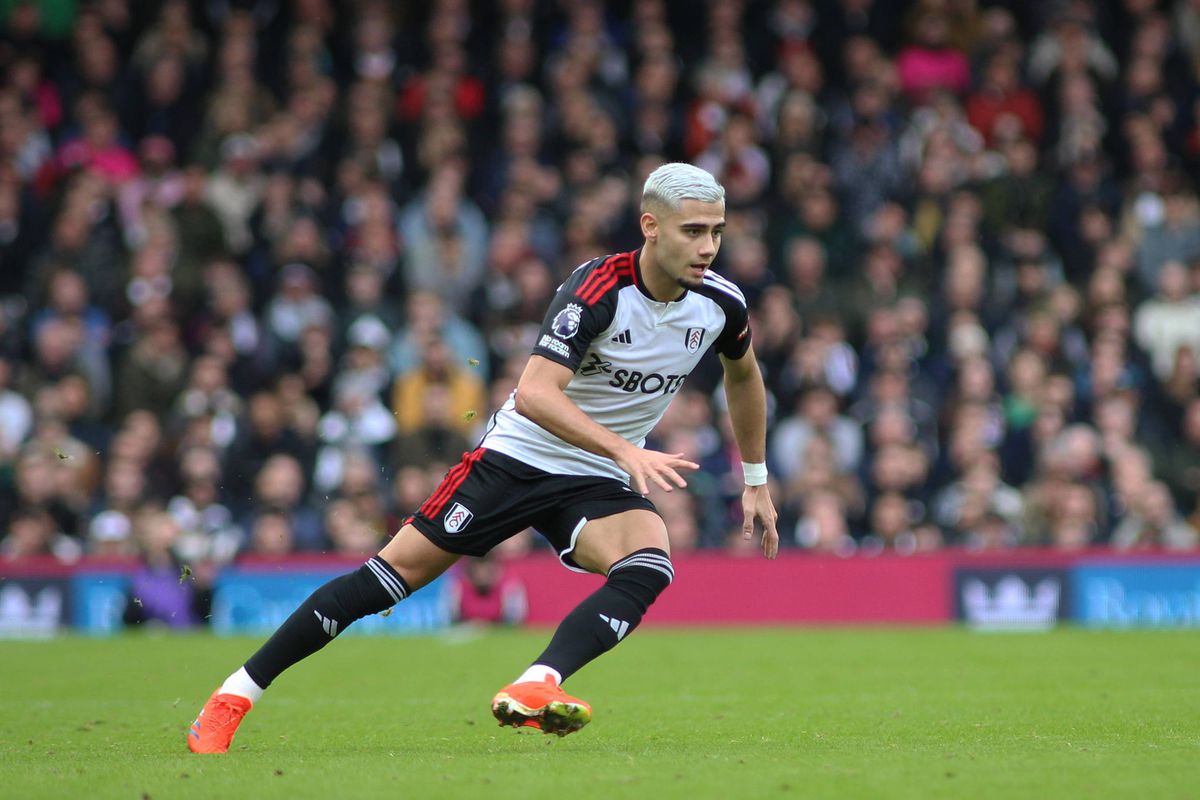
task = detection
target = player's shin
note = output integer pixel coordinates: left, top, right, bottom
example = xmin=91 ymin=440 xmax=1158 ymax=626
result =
xmin=529 ymin=548 xmax=673 ymax=682
xmin=229 ymin=555 xmax=411 ymax=695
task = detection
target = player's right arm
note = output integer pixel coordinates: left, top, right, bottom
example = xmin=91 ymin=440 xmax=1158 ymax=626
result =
xmin=515 ymin=255 xmax=698 ymax=494
xmin=514 ymin=355 xmax=697 ymax=495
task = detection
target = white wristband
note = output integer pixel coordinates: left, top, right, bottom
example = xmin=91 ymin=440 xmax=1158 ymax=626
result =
xmin=741 ymin=461 xmax=768 ymax=486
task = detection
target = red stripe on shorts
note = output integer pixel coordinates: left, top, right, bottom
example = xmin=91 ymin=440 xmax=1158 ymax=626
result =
xmin=420 ymin=460 xmax=466 ymax=518
xmin=421 ymin=448 xmax=486 ymax=519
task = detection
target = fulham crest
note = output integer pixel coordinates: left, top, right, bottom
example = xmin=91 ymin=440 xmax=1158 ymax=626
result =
xmin=444 ymin=502 xmax=474 ymax=533
xmin=685 ymin=327 xmax=705 ymax=353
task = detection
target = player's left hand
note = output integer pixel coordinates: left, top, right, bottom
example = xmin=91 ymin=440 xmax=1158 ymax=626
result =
xmin=741 ymin=484 xmax=779 ymax=559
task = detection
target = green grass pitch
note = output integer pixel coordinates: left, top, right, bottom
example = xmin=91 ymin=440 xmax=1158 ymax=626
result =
xmin=1 ymin=628 xmax=1197 ymax=799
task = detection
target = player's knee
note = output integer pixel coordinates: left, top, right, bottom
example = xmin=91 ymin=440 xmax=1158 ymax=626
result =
xmin=605 ymin=547 xmax=674 ymax=611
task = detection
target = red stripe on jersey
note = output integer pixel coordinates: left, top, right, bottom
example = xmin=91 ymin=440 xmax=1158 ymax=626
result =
xmin=421 ymin=449 xmax=486 ymax=518
xmin=575 ymin=259 xmax=616 ymax=302
xmin=617 ymin=252 xmax=634 ymax=277
xmin=576 ymin=252 xmax=637 ymax=305
xmin=581 ymin=274 xmax=618 ymax=305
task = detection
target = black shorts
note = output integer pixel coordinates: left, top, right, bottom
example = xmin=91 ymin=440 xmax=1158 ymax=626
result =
xmin=409 ymin=447 xmax=658 ymax=571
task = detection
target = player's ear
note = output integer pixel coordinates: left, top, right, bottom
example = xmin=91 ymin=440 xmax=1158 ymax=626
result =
xmin=640 ymin=210 xmax=658 ymax=241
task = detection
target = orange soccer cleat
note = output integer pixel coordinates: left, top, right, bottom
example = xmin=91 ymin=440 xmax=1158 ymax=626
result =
xmin=187 ymin=690 xmax=253 ymax=754
xmin=491 ymin=675 xmax=592 ymax=737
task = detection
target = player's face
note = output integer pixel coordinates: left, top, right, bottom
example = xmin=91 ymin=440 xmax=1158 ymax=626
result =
xmin=650 ymin=199 xmax=726 ymax=289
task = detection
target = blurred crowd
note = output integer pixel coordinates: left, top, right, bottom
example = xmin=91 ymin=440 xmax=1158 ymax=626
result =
xmin=1 ymin=0 xmax=1198 ymax=578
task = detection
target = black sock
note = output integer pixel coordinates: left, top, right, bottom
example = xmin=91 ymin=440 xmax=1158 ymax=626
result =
xmin=243 ymin=556 xmax=410 ymax=688
xmin=534 ymin=548 xmax=673 ymax=682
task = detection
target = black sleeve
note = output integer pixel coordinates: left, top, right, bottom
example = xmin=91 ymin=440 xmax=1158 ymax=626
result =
xmin=531 ymin=259 xmax=619 ymax=371
xmin=714 ymin=297 xmax=752 ymax=360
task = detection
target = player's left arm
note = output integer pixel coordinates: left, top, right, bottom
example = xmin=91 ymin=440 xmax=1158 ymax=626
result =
xmin=720 ymin=343 xmax=780 ymax=560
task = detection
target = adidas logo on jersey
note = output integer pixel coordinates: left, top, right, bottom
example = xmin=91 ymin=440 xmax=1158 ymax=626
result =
xmin=610 ymin=329 xmax=633 ymax=345
xmin=598 ymin=613 xmax=630 ymax=640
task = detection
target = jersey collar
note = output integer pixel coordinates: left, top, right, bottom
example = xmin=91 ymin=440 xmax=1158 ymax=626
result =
xmin=633 ymin=247 xmax=689 ymax=303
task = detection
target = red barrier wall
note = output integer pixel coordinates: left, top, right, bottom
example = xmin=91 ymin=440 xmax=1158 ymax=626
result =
xmin=505 ymin=552 xmax=952 ymax=625
xmin=6 ymin=550 xmax=1198 ymax=628
xmin=502 ymin=550 xmax=1200 ymax=626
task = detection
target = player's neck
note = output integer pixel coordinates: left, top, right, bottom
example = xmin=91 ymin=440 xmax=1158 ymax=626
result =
xmin=638 ymin=247 xmax=686 ymax=303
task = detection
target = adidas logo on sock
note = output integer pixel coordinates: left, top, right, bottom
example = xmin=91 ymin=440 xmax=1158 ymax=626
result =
xmin=598 ymin=613 xmax=630 ymax=641
xmin=314 ymin=609 xmax=339 ymax=637
xmin=610 ymin=329 xmax=632 ymax=345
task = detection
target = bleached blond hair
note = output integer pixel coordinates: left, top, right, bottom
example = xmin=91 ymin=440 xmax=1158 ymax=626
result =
xmin=641 ymin=162 xmax=725 ymax=212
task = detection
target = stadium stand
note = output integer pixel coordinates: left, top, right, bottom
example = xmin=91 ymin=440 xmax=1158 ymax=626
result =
xmin=0 ymin=0 xmax=1197 ymax=588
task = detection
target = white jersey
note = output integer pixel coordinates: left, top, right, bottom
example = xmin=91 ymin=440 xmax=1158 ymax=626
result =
xmin=480 ymin=250 xmax=752 ymax=481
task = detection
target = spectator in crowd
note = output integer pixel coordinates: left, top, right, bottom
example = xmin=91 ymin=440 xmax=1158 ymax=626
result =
xmin=122 ymin=508 xmax=210 ymax=628
xmin=87 ymin=509 xmax=135 ymax=558
xmin=1153 ymin=398 xmax=1200 ymax=509
xmin=398 ymin=166 xmax=489 ymax=308
xmin=113 ymin=318 xmax=189 ymax=422
xmin=195 ymin=262 xmax=271 ymax=394
xmin=223 ymin=389 xmax=313 ymax=504
xmin=0 ymin=506 xmax=80 ymax=562
xmin=861 ymin=491 xmax=943 ymax=555
xmin=770 ymin=385 xmax=863 ymax=483
xmin=206 ymin=133 xmax=264 ymax=257
xmin=312 ymin=319 xmax=397 ymax=492
xmin=1111 ymin=481 xmax=1199 ymax=551
xmin=339 ymin=265 xmax=404 ymax=341
xmin=167 ymin=446 xmax=242 ymax=566
xmin=448 ymin=553 xmax=528 ymax=626
xmin=1131 ymin=176 xmax=1200 ymax=296
xmin=324 ymin=498 xmax=384 ymax=557
xmin=794 ymin=490 xmax=856 ymax=554
xmin=967 ymin=51 xmax=1044 ymax=148
xmin=265 ymin=263 xmax=334 ymax=357
xmin=896 ymin=7 xmax=971 ymax=105
xmin=243 ymin=453 xmax=323 ymax=552
xmin=244 ymin=508 xmax=296 ymax=560
xmin=0 ymin=355 xmax=33 ymax=463
xmin=391 ymin=333 xmax=485 ymax=439
xmin=388 ymin=290 xmax=489 ymax=380
xmin=932 ymin=454 xmax=1024 ymax=544
xmin=781 ymin=236 xmax=841 ymax=326
xmin=390 ymin=381 xmax=474 ymax=471
xmin=91 ymin=455 xmax=152 ymax=523
xmin=168 ymin=355 xmax=242 ymax=451
xmin=1133 ymin=260 xmax=1200 ymax=381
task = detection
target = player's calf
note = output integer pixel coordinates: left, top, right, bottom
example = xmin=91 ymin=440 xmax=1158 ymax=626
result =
xmin=532 ymin=547 xmax=674 ymax=680
xmin=187 ymin=556 xmax=410 ymax=753
xmin=242 ymin=555 xmax=411 ymax=689
xmin=492 ymin=548 xmax=672 ymax=735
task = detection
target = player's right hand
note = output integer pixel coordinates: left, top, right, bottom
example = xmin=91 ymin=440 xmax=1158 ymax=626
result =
xmin=615 ymin=444 xmax=699 ymax=496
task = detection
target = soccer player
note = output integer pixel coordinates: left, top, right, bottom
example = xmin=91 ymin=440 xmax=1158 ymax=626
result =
xmin=188 ymin=162 xmax=779 ymax=752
